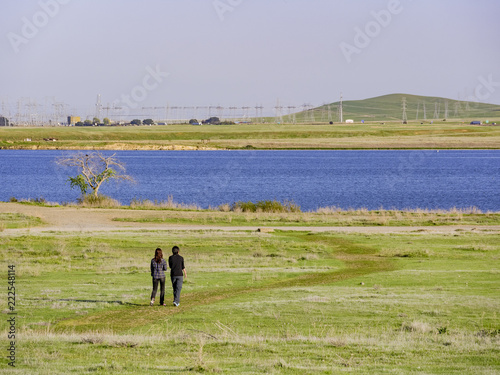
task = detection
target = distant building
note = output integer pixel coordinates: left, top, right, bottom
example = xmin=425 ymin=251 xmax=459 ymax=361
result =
xmin=470 ymin=121 xmax=481 ymax=125
xmin=67 ymin=116 xmax=81 ymax=125
xmin=0 ymin=116 xmax=10 ymax=126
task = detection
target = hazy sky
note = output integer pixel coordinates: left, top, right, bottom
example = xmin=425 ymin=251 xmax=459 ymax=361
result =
xmin=1 ymin=0 xmax=500 ymax=116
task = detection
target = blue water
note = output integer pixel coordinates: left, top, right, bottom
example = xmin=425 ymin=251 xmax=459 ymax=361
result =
xmin=0 ymin=150 xmax=499 ymax=211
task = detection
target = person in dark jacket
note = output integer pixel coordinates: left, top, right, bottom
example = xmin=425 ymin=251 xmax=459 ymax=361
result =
xmin=150 ymin=248 xmax=167 ymax=306
xmin=168 ymin=246 xmax=187 ymax=306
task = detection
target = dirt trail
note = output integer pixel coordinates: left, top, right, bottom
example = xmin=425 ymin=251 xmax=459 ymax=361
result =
xmin=1 ymin=202 xmax=499 ymax=235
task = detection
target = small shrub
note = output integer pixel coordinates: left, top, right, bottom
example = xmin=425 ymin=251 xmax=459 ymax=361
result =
xmin=9 ymin=197 xmax=18 ymax=202
xmin=78 ymin=195 xmax=121 ymax=208
xmin=476 ymin=329 xmax=500 ymax=337
xmin=402 ymin=321 xmax=432 ymax=333
xmin=217 ymin=203 xmax=231 ymax=212
xmin=130 ymin=198 xmax=156 ymax=209
xmin=437 ymin=326 xmax=448 ymax=334
xmin=80 ymin=336 xmax=104 ymax=345
xmin=299 ymin=254 xmax=319 ymax=261
xmin=316 ymin=206 xmax=342 ymax=214
xmin=129 ymin=196 xmax=200 ymax=210
xmin=231 ymin=200 xmax=301 ymax=213
xmin=232 ymin=201 xmax=256 ymax=212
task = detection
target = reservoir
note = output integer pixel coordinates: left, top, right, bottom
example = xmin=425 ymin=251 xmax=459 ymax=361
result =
xmin=0 ymin=150 xmax=498 ymax=211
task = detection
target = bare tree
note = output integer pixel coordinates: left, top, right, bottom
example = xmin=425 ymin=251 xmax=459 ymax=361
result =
xmin=57 ymin=152 xmax=134 ymax=197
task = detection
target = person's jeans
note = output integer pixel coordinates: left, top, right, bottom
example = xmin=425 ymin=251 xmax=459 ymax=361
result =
xmin=171 ymin=276 xmax=183 ymax=304
xmin=151 ymin=277 xmax=165 ymax=305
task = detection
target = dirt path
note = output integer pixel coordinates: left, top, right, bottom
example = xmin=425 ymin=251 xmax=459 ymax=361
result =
xmin=1 ymin=202 xmax=499 ymax=235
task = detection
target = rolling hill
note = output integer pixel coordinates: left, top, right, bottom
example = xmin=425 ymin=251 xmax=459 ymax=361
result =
xmin=294 ymin=94 xmax=500 ymax=123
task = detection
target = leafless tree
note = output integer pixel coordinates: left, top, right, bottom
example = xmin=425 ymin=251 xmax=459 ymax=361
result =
xmin=56 ymin=152 xmax=134 ymax=197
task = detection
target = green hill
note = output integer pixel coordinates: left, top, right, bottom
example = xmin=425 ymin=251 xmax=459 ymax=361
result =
xmin=293 ymin=94 xmax=500 ymax=123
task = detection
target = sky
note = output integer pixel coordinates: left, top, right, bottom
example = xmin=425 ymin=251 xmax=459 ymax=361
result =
xmin=1 ymin=0 xmax=499 ymax=119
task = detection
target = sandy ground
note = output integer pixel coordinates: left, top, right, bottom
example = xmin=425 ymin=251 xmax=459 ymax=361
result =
xmin=1 ymin=202 xmax=499 ymax=235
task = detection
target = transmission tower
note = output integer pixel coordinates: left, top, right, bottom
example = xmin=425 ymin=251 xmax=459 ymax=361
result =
xmin=25 ymin=99 xmax=39 ymax=126
xmin=1 ymin=97 xmax=8 ymax=118
xmin=416 ymin=102 xmax=420 ymax=121
xmin=153 ymin=106 xmax=163 ymax=122
xmin=113 ymin=106 xmax=123 ymax=122
xmin=165 ymin=102 xmax=170 ymax=122
xmin=444 ymin=101 xmax=449 ymax=120
xmin=170 ymin=106 xmax=179 ymax=122
xmin=216 ymin=106 xmax=224 ymax=119
xmin=433 ymin=102 xmax=439 ymax=119
xmin=254 ymin=105 xmax=264 ymax=123
xmin=242 ymin=106 xmax=251 ymax=121
xmin=95 ymin=94 xmax=102 ymax=120
xmin=53 ymin=102 xmax=65 ymax=124
xmin=104 ymin=104 xmax=111 ymax=119
xmin=308 ymin=104 xmax=315 ymax=123
xmin=274 ymin=99 xmax=283 ymax=123
xmin=401 ymin=97 xmax=408 ymax=124
xmin=319 ymin=103 xmax=327 ymax=122
xmin=16 ymin=99 xmax=22 ymax=125
xmin=423 ymin=102 xmax=427 ymax=120
xmin=338 ymin=93 xmax=343 ymax=123
xmin=228 ymin=106 xmax=236 ymax=121
xmin=287 ymin=106 xmax=296 ymax=124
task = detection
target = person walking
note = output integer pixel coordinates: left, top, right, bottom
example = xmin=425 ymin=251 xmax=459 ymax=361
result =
xmin=150 ymin=248 xmax=167 ymax=306
xmin=168 ymin=246 xmax=187 ymax=307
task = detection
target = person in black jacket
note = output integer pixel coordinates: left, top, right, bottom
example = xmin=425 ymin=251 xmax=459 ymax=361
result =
xmin=150 ymin=248 xmax=167 ymax=306
xmin=168 ymin=246 xmax=187 ymax=306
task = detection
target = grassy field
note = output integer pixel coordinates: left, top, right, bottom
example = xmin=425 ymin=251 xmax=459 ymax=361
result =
xmin=0 ymin=213 xmax=43 ymax=231
xmin=1 ymin=121 xmax=500 ymax=150
xmin=114 ymin=206 xmax=500 ymax=227
xmin=0 ymin=225 xmax=498 ymax=373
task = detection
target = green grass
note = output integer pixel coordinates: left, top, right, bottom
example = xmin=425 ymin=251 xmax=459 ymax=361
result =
xmin=1 ymin=120 xmax=500 ymax=150
xmin=0 ymin=213 xmax=44 ymax=229
xmin=0 ymin=229 xmax=498 ymax=373
xmin=112 ymin=207 xmax=500 ymax=227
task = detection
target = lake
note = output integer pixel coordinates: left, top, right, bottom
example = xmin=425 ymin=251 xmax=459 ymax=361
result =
xmin=0 ymin=150 xmax=499 ymax=211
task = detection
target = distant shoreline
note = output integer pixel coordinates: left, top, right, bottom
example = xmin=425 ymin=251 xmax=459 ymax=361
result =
xmin=1 ymin=122 xmax=499 ymax=150
xmin=1 ymin=145 xmax=498 ymax=151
